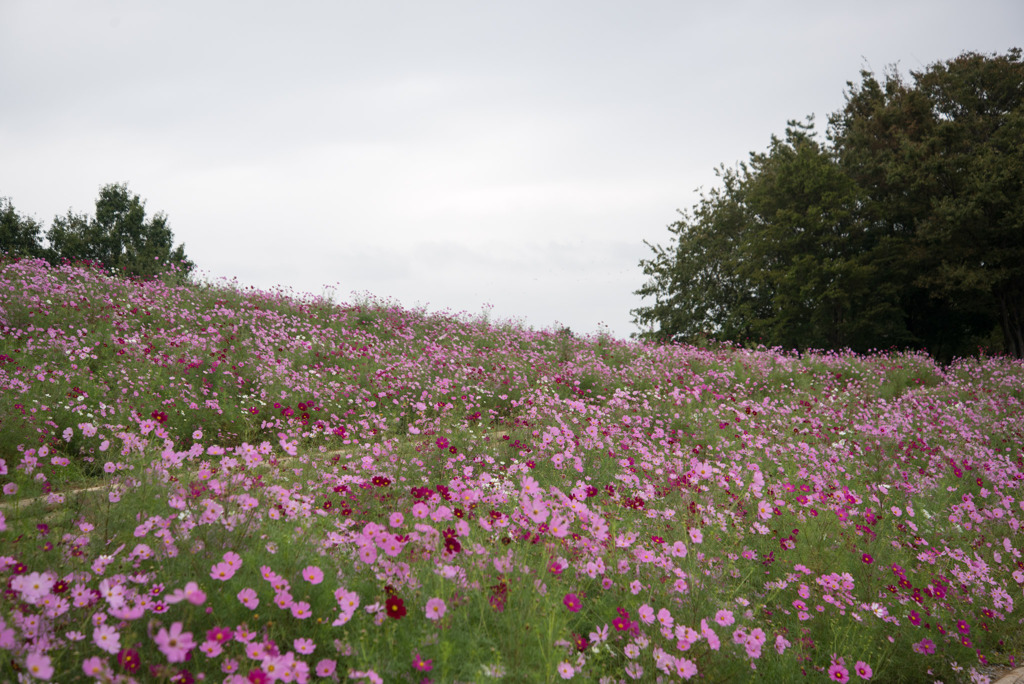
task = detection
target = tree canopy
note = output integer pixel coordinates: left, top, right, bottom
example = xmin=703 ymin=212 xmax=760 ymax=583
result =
xmin=634 ymin=48 xmax=1024 ymax=360
xmin=1 ymin=183 xmax=195 ymax=280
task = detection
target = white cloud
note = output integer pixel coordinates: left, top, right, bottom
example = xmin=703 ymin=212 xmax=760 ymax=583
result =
xmin=2 ymin=0 xmax=1021 ymax=338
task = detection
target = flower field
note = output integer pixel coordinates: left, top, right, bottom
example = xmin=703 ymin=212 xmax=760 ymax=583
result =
xmin=0 ymin=257 xmax=1022 ymax=683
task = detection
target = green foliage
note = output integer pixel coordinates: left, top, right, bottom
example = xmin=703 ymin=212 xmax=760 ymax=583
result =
xmin=0 ymin=198 xmax=47 ymax=259
xmin=45 ymin=183 xmax=196 ymax=280
xmin=636 ymin=48 xmax=1024 ymax=360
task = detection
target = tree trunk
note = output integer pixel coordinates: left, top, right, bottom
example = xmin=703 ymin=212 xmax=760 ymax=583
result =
xmin=999 ymin=292 xmax=1024 ymax=359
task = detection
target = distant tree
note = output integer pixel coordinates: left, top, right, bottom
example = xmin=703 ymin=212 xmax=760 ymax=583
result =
xmin=0 ymin=197 xmax=46 ymax=259
xmin=46 ymin=183 xmax=195 ymax=280
xmin=830 ymin=48 xmax=1024 ymax=358
xmin=636 ymin=48 xmax=1023 ymax=359
xmin=634 ymin=120 xmax=910 ymax=353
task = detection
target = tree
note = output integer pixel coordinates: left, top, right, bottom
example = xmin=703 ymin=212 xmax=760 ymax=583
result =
xmin=636 ymin=48 xmax=1024 ymax=359
xmin=830 ymin=49 xmax=1024 ymax=358
xmin=634 ymin=163 xmax=762 ymax=345
xmin=634 ymin=119 xmax=910 ymax=352
xmin=45 ymin=183 xmax=195 ymax=280
xmin=0 ymin=197 xmax=46 ymax=259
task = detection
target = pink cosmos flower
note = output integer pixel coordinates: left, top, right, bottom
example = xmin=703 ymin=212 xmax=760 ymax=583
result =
xmin=211 ymin=561 xmax=236 ymax=581
xmin=302 ymin=566 xmax=324 ymax=584
xmin=93 ymin=623 xmax=121 ymax=655
xmin=154 ymin=621 xmax=196 ymax=663
xmin=290 ymin=601 xmax=311 ymax=619
xmin=15 ymin=572 xmax=53 ymax=604
xmin=412 ymin=654 xmax=433 ymax=672
xmin=829 ymin=663 xmax=850 ymax=682
xmin=425 ymin=597 xmax=447 ymax=620
xmin=637 ymin=604 xmax=655 ymax=624
xmin=912 ymin=638 xmax=935 ymax=655
xmin=563 ymin=593 xmax=582 ymax=612
xmin=25 ymin=652 xmax=53 ymax=680
xmin=237 ymin=587 xmax=259 ymax=609
xmin=714 ymin=609 xmax=734 ymax=627
xmin=294 ymin=638 xmax=315 ymax=654
xmin=358 ymin=544 xmax=377 ymax=565
xmin=557 ymin=661 xmax=575 ymax=679
xmin=165 ymin=581 xmax=206 ymax=605
xmin=316 ymin=659 xmax=337 ymax=677
xmin=207 ymin=627 xmax=234 ymax=644
xmin=223 ymin=551 xmax=242 ymax=569
xmin=82 ymin=655 xmax=106 ymax=677
xmin=336 ymin=589 xmax=360 ymax=613
xmin=688 ymin=528 xmax=703 ymax=544
xmin=676 ymin=657 xmax=698 ymax=680
xmin=700 ymin=620 xmax=721 ymax=651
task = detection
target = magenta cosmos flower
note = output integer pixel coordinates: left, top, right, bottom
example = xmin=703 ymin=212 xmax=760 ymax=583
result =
xmin=828 ymin=663 xmax=850 ymax=682
xmin=563 ymin=593 xmax=582 ymax=612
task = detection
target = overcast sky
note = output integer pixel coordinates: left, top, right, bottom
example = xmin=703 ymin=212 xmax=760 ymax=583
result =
xmin=2 ymin=1 xmax=1021 ymax=339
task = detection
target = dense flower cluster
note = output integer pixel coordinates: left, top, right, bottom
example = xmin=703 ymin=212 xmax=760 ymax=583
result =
xmin=0 ymin=258 xmax=1021 ymax=682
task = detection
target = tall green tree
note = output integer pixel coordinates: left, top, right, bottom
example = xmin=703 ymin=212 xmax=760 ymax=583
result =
xmin=637 ymin=48 xmax=1023 ymax=359
xmin=830 ymin=49 xmax=1024 ymax=358
xmin=46 ymin=183 xmax=195 ymax=280
xmin=635 ymin=120 xmax=909 ymax=352
xmin=0 ymin=197 xmax=46 ymax=259
xmin=635 ymin=164 xmax=762 ymax=344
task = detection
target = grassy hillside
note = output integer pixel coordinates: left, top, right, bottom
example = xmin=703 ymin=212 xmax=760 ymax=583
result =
xmin=1 ymin=257 xmax=1022 ymax=683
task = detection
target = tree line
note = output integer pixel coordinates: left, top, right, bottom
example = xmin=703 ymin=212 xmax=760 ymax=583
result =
xmin=633 ymin=49 xmax=1024 ymax=360
xmin=1 ymin=183 xmax=195 ymax=281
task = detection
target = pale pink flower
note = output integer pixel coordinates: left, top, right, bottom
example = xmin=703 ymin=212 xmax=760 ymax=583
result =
xmin=93 ymin=623 xmax=121 ymax=654
xmin=237 ymin=587 xmax=259 ymax=609
xmin=166 ymin=581 xmax=206 ymax=605
xmin=676 ymin=657 xmax=698 ymax=680
xmin=638 ymin=605 xmax=655 ymax=624
xmin=154 ymin=621 xmax=196 ymax=663
xmin=425 ymin=597 xmax=447 ymax=620
xmin=25 ymin=652 xmax=53 ymax=680
xmin=82 ymin=655 xmax=105 ymax=677
xmin=302 ymin=566 xmax=324 ymax=584
xmin=211 ymin=561 xmax=236 ymax=581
